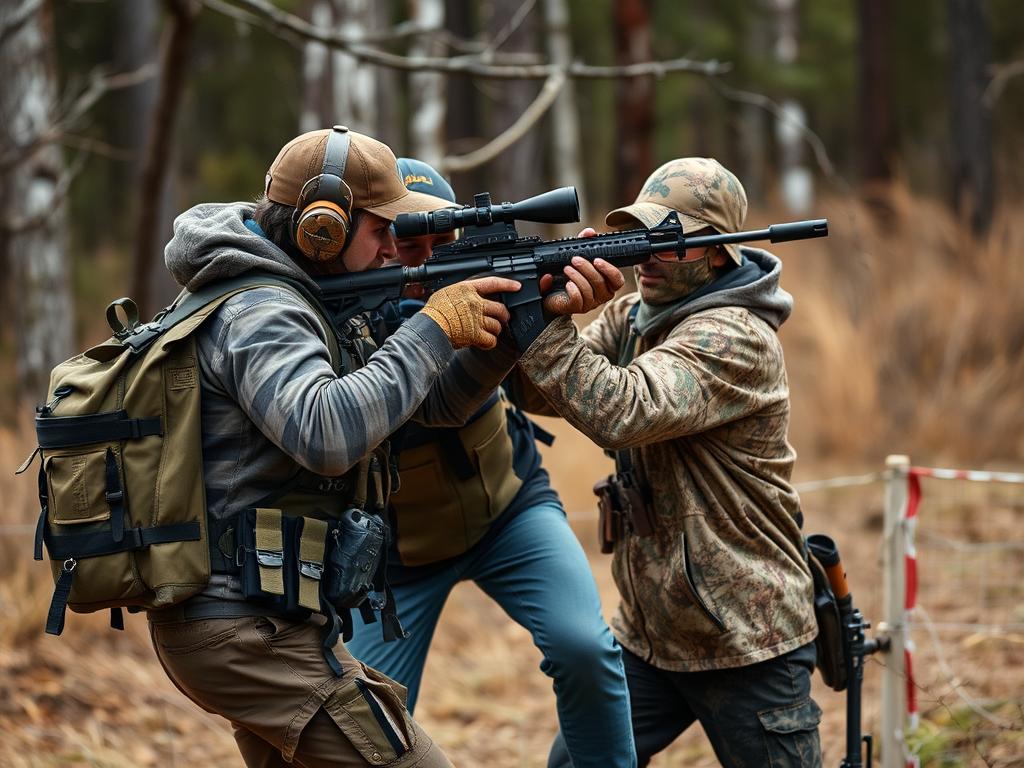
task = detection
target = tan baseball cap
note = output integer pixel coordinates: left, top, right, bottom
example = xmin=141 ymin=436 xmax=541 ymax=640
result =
xmin=264 ymin=128 xmax=451 ymax=220
xmin=606 ymin=157 xmax=748 ymax=265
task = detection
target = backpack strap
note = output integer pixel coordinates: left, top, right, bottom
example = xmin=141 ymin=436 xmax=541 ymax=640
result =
xmin=610 ymin=303 xmax=643 ymax=480
xmin=120 ymin=273 xmax=344 ymax=371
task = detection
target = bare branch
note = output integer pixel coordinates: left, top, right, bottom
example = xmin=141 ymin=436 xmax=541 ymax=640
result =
xmin=0 ymin=62 xmax=157 ymax=171
xmin=984 ymin=59 xmax=1024 ymax=107
xmin=483 ymin=0 xmax=538 ymax=57
xmin=440 ymin=71 xmax=564 ymax=173
xmin=0 ymin=151 xmax=86 ymax=235
xmin=0 ymin=0 xmax=44 ymax=48
xmin=708 ymin=77 xmax=845 ymax=187
xmin=202 ymin=0 xmax=730 ymax=79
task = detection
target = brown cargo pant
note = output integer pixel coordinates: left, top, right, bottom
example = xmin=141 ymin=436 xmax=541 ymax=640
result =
xmin=149 ymin=613 xmax=454 ymax=767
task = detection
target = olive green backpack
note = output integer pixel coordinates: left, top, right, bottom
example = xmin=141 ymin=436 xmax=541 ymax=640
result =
xmin=21 ymin=274 xmax=315 ymax=636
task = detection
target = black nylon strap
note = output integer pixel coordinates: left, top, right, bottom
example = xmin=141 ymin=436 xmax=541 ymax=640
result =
xmin=355 ymin=678 xmax=408 ymax=757
xmin=379 ymin=582 xmax=408 ymax=642
xmin=36 ymin=410 xmax=162 ymax=449
xmin=45 ymin=565 xmax=75 ymax=636
xmin=43 ymin=521 xmax=201 ymax=560
xmin=613 ymin=305 xmax=642 ymax=476
xmin=109 ymin=607 xmax=125 ymax=631
xmin=105 ymin=448 xmax=125 ymax=543
xmin=33 ymin=506 xmax=46 ymax=561
xmin=34 ymin=466 xmax=47 ymax=561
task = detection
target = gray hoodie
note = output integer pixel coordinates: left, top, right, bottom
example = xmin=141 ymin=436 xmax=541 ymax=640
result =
xmin=164 ymin=202 xmax=517 ymax=539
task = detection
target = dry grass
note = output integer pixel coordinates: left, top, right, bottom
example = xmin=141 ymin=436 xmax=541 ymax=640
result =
xmin=1 ymin=188 xmax=1022 ymax=766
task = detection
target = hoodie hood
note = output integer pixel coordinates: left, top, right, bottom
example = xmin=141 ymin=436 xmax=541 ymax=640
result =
xmin=165 ymin=202 xmax=318 ymax=293
xmin=633 ymin=246 xmax=792 ymax=338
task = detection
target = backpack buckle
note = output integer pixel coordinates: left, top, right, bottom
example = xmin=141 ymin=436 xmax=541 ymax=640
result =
xmin=106 ymin=298 xmax=141 ymax=339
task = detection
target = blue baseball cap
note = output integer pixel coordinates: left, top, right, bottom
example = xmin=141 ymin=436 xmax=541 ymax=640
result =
xmin=396 ymin=158 xmax=456 ymax=205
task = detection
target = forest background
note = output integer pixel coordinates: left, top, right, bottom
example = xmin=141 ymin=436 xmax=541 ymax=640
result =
xmin=1 ymin=1 xmax=1023 ymax=766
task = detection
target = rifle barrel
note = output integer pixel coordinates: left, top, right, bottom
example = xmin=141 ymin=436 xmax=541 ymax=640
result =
xmin=649 ymin=218 xmax=828 ymax=256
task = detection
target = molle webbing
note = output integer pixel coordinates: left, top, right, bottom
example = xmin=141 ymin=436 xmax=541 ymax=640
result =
xmin=298 ymin=518 xmax=328 ymax=611
xmin=255 ymin=509 xmax=286 ymax=596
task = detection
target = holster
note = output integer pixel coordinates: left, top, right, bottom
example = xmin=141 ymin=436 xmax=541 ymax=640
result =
xmin=594 ymin=477 xmax=623 ymax=553
xmin=806 ymin=544 xmax=849 ymax=692
xmin=593 ymin=471 xmax=655 ymax=553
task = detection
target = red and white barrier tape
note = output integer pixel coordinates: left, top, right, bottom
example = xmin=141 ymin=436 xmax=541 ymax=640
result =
xmin=898 ymin=462 xmax=1023 ymax=752
xmin=903 ymin=473 xmax=922 ymax=734
xmin=909 ymin=466 xmax=1024 ymax=484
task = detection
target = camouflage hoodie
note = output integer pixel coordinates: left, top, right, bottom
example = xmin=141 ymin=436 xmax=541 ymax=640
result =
xmin=512 ymin=247 xmax=816 ymax=672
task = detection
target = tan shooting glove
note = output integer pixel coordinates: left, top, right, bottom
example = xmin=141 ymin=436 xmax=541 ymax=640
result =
xmin=420 ymin=278 xmax=515 ymax=349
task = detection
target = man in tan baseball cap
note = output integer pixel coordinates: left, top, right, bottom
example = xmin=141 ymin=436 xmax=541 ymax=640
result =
xmin=155 ymin=125 xmax=538 ymax=768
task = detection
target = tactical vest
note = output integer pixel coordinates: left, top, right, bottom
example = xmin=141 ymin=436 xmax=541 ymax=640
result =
xmin=24 ymin=274 xmax=401 ymax=674
xmin=388 ymin=392 xmax=523 ymax=566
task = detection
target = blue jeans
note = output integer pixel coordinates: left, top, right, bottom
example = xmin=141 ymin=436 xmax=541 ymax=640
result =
xmin=346 ymin=501 xmax=637 ymax=768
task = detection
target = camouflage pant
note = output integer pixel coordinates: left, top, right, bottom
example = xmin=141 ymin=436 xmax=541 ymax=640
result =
xmin=548 ymin=642 xmax=822 ymax=768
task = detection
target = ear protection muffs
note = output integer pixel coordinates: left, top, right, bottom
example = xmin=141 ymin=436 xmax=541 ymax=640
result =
xmin=292 ymin=125 xmax=354 ymax=262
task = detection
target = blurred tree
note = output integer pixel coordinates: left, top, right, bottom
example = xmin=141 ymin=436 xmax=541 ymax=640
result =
xmin=771 ymin=0 xmax=812 ymax=213
xmin=408 ymin=0 xmax=446 ymax=168
xmin=948 ymin=0 xmax=994 ymax=234
xmin=332 ymin=0 xmax=379 ymax=134
xmin=444 ymin=0 xmax=484 ymax=197
xmin=112 ymin=0 xmax=158 ymax=204
xmin=130 ymin=0 xmax=200 ymax=318
xmin=734 ymin=2 xmax=771 ymax=203
xmin=482 ymin=0 xmax=542 ymax=202
xmin=857 ymin=0 xmax=894 ymax=185
xmin=0 ymin=0 xmax=73 ymax=401
xmin=542 ymin=0 xmax=583 ymax=227
xmin=613 ymin=0 xmax=654 ymax=206
xmin=301 ymin=0 xmax=334 ymax=133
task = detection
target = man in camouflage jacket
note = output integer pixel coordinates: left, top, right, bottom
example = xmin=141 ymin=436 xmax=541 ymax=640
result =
xmin=509 ymin=158 xmax=823 ymax=767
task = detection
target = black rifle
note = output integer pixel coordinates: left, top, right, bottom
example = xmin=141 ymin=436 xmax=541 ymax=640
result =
xmin=807 ymin=535 xmax=890 ymax=768
xmin=315 ymin=186 xmax=828 ymax=350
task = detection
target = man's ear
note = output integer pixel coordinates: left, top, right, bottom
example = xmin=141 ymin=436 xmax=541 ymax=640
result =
xmin=710 ymin=247 xmax=729 ymax=268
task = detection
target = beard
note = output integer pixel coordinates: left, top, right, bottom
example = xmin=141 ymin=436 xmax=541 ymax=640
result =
xmin=635 ymin=251 xmax=716 ymax=305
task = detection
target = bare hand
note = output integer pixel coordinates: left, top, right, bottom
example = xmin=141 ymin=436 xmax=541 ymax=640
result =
xmin=540 ymin=248 xmax=624 ymax=316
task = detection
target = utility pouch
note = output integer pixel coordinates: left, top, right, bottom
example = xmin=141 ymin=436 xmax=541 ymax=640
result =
xmin=325 ymin=508 xmax=387 ymax=610
xmin=236 ymin=508 xmax=304 ymax=613
xmin=805 ymin=537 xmax=849 ymax=692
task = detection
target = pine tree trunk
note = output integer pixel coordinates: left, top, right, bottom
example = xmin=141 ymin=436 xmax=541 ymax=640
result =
xmin=613 ymin=0 xmax=654 ymax=206
xmin=483 ymin=0 xmax=541 ymax=203
xmin=408 ymin=0 xmax=446 ymax=169
xmin=948 ymin=0 xmax=994 ymax=235
xmin=542 ymin=0 xmax=583 ymax=228
xmin=0 ymin=0 xmax=74 ymax=403
xmin=858 ymin=0 xmax=894 ymax=184
xmin=130 ymin=0 xmax=199 ymax=318
xmin=331 ymin=0 xmax=378 ymax=134
xmin=772 ymin=0 xmax=813 ymax=214
xmin=444 ymin=0 xmax=484 ymax=195
xmin=301 ymin=0 xmax=335 ymax=133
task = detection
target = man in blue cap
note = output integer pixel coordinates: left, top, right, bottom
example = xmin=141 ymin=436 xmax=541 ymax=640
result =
xmin=346 ymin=158 xmax=637 ymax=768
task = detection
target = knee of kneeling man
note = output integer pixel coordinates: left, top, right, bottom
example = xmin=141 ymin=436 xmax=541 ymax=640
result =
xmin=539 ymin=630 xmax=622 ymax=677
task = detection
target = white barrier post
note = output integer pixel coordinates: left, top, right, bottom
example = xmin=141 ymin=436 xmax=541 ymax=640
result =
xmin=880 ymin=454 xmax=910 ymax=768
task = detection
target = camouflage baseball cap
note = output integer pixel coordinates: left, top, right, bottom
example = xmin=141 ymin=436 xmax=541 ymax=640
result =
xmin=606 ymin=157 xmax=748 ymax=265
xmin=264 ymin=128 xmax=450 ymax=221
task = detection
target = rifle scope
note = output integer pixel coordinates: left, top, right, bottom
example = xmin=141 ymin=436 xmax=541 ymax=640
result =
xmin=394 ymin=186 xmax=581 ymax=238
